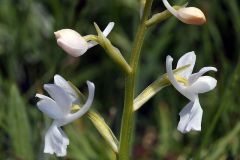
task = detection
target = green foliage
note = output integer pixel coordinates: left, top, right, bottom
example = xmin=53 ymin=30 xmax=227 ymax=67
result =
xmin=0 ymin=0 xmax=239 ymax=159
xmin=7 ymin=85 xmax=33 ymax=159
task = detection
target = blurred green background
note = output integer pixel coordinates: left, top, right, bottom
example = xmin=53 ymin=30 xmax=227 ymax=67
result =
xmin=0 ymin=0 xmax=239 ymax=159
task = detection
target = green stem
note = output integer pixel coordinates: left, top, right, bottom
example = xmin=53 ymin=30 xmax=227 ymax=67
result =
xmin=118 ymin=0 xmax=153 ymax=159
xmin=99 ymin=38 xmax=132 ymax=74
xmin=145 ymin=6 xmax=181 ymax=27
xmin=84 ymin=34 xmax=132 ymax=74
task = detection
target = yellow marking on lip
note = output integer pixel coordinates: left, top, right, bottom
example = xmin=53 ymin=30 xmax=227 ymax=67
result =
xmin=175 ymin=75 xmax=188 ymax=85
xmin=71 ymin=104 xmax=80 ymax=111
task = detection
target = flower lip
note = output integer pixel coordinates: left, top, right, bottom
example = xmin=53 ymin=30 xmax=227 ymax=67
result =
xmin=177 ymin=98 xmax=203 ymax=133
xmin=44 ymin=123 xmax=69 ymax=157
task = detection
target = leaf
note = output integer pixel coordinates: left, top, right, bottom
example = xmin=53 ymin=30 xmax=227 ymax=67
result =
xmin=88 ymin=111 xmax=119 ymax=153
xmin=7 ymin=84 xmax=33 ymax=159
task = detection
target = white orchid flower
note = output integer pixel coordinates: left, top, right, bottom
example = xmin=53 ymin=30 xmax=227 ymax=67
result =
xmin=54 ymin=22 xmax=115 ymax=57
xmin=36 ymin=75 xmax=95 ymax=156
xmin=166 ymin=51 xmax=217 ymax=133
xmin=162 ymin=0 xmax=206 ymax=25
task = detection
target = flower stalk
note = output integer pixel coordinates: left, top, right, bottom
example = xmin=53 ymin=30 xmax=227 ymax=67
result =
xmin=93 ymin=23 xmax=132 ymax=74
xmin=118 ymin=0 xmax=153 ymax=159
xmin=145 ymin=6 xmax=182 ymax=27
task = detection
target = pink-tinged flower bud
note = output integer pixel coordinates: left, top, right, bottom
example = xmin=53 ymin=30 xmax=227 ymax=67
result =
xmin=54 ymin=29 xmax=88 ymax=57
xmin=177 ymin=7 xmax=206 ymax=25
xmin=162 ymin=0 xmax=206 ymax=25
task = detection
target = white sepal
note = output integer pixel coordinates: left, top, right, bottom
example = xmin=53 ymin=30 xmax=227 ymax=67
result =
xmin=176 ymin=51 xmax=196 ymax=79
xmin=44 ymin=84 xmax=72 ymax=114
xmin=54 ymin=74 xmax=79 ymax=103
xmin=188 ymin=76 xmax=217 ymax=94
xmin=36 ymin=94 xmax=65 ymax=119
xmin=188 ymin=67 xmax=217 ymax=85
xmin=166 ymin=55 xmax=196 ymax=101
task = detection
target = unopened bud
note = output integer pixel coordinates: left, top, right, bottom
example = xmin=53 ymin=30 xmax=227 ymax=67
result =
xmin=162 ymin=0 xmax=206 ymax=25
xmin=54 ymin=29 xmax=88 ymax=57
xmin=177 ymin=7 xmax=206 ymax=25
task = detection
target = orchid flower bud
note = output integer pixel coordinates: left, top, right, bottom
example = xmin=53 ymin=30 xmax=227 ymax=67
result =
xmin=177 ymin=7 xmax=206 ymax=25
xmin=54 ymin=22 xmax=114 ymax=57
xmin=162 ymin=0 xmax=206 ymax=25
xmin=54 ymin=29 xmax=88 ymax=57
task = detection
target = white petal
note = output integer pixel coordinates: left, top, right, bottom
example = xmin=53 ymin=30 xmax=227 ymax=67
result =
xmin=162 ymin=0 xmax=178 ymax=17
xmin=177 ymin=98 xmax=203 ymax=133
xmin=44 ymin=84 xmax=72 ymax=114
xmin=176 ymin=51 xmax=196 ymax=79
xmin=188 ymin=76 xmax=217 ymax=94
xmin=54 ymin=74 xmax=79 ymax=102
xmin=102 ymin=22 xmax=115 ymax=37
xmin=44 ymin=124 xmax=69 ymax=157
xmin=87 ymin=22 xmax=115 ymax=49
xmin=54 ymin=29 xmax=88 ymax=57
xmin=63 ymin=81 xmax=95 ymax=125
xmin=166 ymin=55 xmax=196 ymax=101
xmin=188 ymin=67 xmax=217 ymax=85
xmin=36 ymin=93 xmax=51 ymax=100
xmin=36 ymin=94 xmax=65 ymax=119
